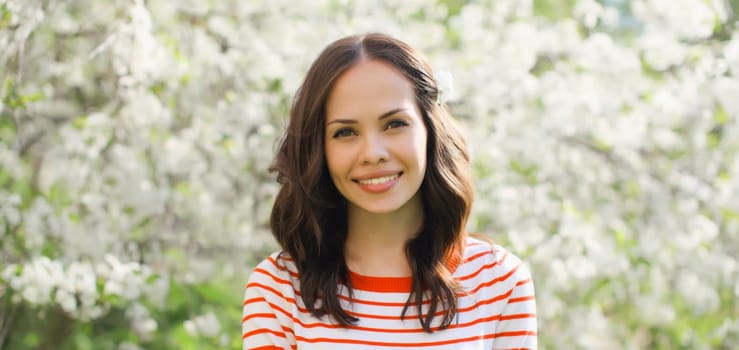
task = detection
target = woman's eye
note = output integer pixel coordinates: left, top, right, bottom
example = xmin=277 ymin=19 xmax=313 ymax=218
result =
xmin=333 ymin=128 xmax=356 ymax=138
xmin=386 ymin=120 xmax=408 ymax=129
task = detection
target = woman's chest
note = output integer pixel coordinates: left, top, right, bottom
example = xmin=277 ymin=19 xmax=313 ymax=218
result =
xmin=288 ymin=289 xmax=502 ymax=350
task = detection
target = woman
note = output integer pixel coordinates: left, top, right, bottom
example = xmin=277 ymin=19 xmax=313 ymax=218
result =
xmin=242 ymin=33 xmax=537 ymax=349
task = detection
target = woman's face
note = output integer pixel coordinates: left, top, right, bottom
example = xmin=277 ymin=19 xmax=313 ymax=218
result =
xmin=324 ymin=59 xmax=427 ymax=215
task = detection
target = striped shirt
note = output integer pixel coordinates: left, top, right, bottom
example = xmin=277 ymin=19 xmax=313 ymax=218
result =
xmin=242 ymin=237 xmax=537 ymax=349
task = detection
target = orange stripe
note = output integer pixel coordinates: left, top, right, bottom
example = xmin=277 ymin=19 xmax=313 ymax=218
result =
xmin=241 ymin=324 xmax=294 ymax=341
xmin=268 ymin=256 xmax=299 ymax=277
xmin=459 ymin=288 xmax=513 ymax=312
xmin=500 ymin=313 xmax=537 ymax=321
xmin=242 ymin=328 xmax=285 ymax=340
xmin=244 ymin=282 xmax=291 ymax=304
xmin=243 ymin=296 xmax=272 ymax=306
xmin=242 ymin=294 xmax=296 ymax=320
xmin=242 ymin=312 xmax=276 ymax=323
xmin=348 ymin=271 xmax=412 ymax=292
xmin=464 ymin=250 xmax=491 ymax=263
xmin=510 ymin=295 xmax=535 ymax=303
xmin=467 ymin=263 xmax=520 ymax=294
xmin=253 ymin=267 xmax=293 ymax=285
xmin=456 ymin=251 xmax=508 ymax=281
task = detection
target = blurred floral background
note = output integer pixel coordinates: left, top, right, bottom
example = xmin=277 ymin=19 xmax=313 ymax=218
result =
xmin=1 ymin=0 xmax=738 ymax=349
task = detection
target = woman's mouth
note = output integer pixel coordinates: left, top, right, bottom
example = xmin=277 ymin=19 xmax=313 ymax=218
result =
xmin=356 ymin=173 xmax=400 ymax=185
xmin=353 ymin=172 xmax=403 ymax=193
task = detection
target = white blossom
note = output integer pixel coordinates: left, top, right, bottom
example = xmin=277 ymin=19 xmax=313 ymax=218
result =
xmin=633 ymin=0 xmax=719 ymax=40
xmin=184 ymin=312 xmax=221 ymax=338
xmin=126 ymin=302 xmax=158 ymax=339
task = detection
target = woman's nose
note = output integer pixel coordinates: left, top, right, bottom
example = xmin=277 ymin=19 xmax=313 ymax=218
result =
xmin=360 ymin=134 xmax=389 ymax=165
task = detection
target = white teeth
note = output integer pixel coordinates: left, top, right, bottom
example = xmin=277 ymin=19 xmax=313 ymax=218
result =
xmin=357 ymin=174 xmax=399 ymax=185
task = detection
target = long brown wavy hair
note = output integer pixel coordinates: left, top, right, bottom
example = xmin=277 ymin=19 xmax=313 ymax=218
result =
xmin=269 ymin=33 xmax=474 ymax=332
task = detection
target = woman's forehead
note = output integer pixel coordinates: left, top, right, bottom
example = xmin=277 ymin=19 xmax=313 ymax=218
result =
xmin=325 ymin=60 xmax=416 ymax=122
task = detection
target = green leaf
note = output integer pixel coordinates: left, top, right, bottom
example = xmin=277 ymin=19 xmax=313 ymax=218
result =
xmin=72 ymin=115 xmax=88 ymax=130
xmin=509 ymin=159 xmax=539 ymax=184
xmin=0 ymin=4 xmax=12 ymax=28
xmin=714 ymin=105 xmax=728 ymax=125
xmin=48 ymin=182 xmax=72 ymax=207
xmin=533 ymin=0 xmax=578 ymax=21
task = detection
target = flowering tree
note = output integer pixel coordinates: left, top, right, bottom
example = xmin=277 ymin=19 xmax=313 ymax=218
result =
xmin=1 ymin=0 xmax=737 ymax=348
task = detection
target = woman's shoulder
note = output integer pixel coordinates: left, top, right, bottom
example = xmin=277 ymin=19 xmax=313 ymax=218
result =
xmin=243 ymin=251 xmax=301 ymax=314
xmin=463 ymin=234 xmax=512 ymax=258
xmin=247 ymin=250 xmax=299 ymax=284
xmin=459 ymin=234 xmax=530 ymax=278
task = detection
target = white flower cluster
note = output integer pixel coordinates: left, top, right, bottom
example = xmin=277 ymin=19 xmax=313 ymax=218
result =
xmin=184 ymin=311 xmax=221 ymax=338
xmin=1 ymin=254 xmax=164 ymax=321
xmin=435 ymin=69 xmax=454 ymax=105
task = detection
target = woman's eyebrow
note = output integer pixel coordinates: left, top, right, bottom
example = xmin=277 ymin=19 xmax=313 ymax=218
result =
xmin=326 ymin=108 xmax=407 ymax=125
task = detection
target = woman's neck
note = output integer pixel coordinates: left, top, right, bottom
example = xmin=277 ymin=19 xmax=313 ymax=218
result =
xmin=343 ymin=193 xmax=423 ymax=277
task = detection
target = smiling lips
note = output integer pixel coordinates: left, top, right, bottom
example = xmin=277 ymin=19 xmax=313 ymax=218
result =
xmin=354 ymin=172 xmax=402 ymax=193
